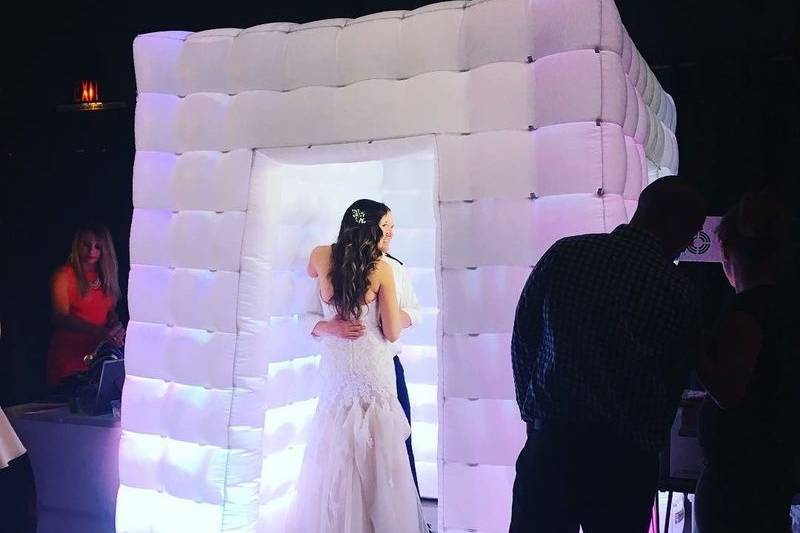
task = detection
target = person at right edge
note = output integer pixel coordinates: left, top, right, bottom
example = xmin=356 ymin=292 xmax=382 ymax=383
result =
xmin=695 ymin=187 xmax=799 ymax=533
xmin=510 ymin=176 xmax=707 ymax=533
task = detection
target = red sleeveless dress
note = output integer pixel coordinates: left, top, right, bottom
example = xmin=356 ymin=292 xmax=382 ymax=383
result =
xmin=46 ymin=265 xmax=114 ymax=385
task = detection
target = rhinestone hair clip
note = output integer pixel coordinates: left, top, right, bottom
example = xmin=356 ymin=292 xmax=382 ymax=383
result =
xmin=351 ymin=208 xmax=367 ymax=224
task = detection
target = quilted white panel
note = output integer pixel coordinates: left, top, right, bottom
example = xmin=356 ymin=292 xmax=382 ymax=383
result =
xmin=263 ymin=356 xmax=320 ymax=409
xmin=652 ymin=81 xmax=665 ymax=122
xmin=142 ymin=60 xmax=647 ymax=153
xmin=531 ymin=122 xmax=625 ymax=197
xmin=229 ymin=26 xmax=294 ymax=93
xmin=437 ymin=122 xmax=628 ymax=201
xmin=440 ymin=199 xmax=536 ymax=268
xmin=399 ymin=4 xmax=465 ymax=76
xmin=338 ymin=15 xmax=403 ymax=85
xmin=624 ymin=136 xmax=645 ymax=200
xmin=122 ymin=376 xmax=232 ymax=447
xmin=160 ymin=439 xmax=230 ymax=504
xmin=442 ymin=463 xmax=514 ymax=533
xmin=443 ymin=399 xmax=524 ymax=465
xmin=633 ymin=89 xmax=650 ymax=144
xmin=124 ymin=322 xmax=237 ymax=390
xmin=118 ymin=432 xmax=166 ymax=493
xmin=531 ymin=0 xmax=623 ymax=58
xmin=645 ymin=107 xmax=660 ymax=158
xmin=400 ymin=71 xmax=469 ymax=136
xmin=135 ymin=93 xmax=180 ymax=153
xmin=442 ymin=334 xmax=515 ymax=400
xmin=177 ymin=93 xmax=231 ymax=152
xmin=441 ymin=266 xmax=532 ymax=334
xmin=128 ymin=265 xmax=239 ymax=333
xmin=538 ymin=194 xmax=629 ymax=255
xmin=623 ymin=80 xmax=640 ymax=138
xmin=652 ymin=117 xmax=667 ymax=166
xmin=259 ymin=446 xmax=306 ymax=505
xmin=532 ymin=50 xmax=626 ymax=129
xmin=119 ymin=431 xmax=228 ymax=504
xmin=180 ymin=150 xmax=252 ymax=210
xmin=461 ymin=0 xmax=532 ymax=67
xmin=663 ymin=127 xmax=678 ymax=172
xmin=132 ymin=150 xmax=252 ymax=212
xmin=180 ymin=30 xmax=238 ymax=95
xmin=284 ymin=23 xmax=344 ymax=90
xmin=665 ymin=93 xmax=677 ymax=132
xmin=437 ymin=132 xmax=535 ymax=201
xmin=117 ymin=485 xmax=223 ymax=533
xmin=262 ymin=400 xmax=317 ymax=457
xmin=336 ymin=78 xmax=412 ymax=141
xmin=634 ymin=52 xmax=648 ymax=95
xmin=467 ymin=62 xmax=532 ymax=132
xmin=171 ymin=211 xmax=245 ymax=271
xmin=133 ymin=32 xmax=191 ymax=95
xmin=130 ymin=209 xmax=246 ymax=272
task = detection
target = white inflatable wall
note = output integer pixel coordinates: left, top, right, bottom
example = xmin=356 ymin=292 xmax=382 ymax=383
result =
xmin=122 ymin=0 xmax=677 ymax=532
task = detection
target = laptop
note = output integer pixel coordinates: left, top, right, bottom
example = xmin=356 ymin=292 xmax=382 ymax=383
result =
xmin=80 ymin=359 xmax=125 ymax=416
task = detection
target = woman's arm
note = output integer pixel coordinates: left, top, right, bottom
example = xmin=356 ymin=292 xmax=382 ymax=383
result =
xmin=51 ymin=271 xmax=108 ymax=336
xmin=376 ymin=261 xmax=402 ymax=342
xmin=696 ymin=310 xmax=762 ymax=409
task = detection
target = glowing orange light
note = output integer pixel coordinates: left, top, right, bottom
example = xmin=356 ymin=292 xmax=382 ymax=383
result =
xmin=76 ymin=80 xmax=100 ymax=103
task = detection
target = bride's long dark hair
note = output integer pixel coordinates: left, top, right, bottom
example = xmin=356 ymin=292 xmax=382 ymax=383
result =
xmin=329 ymin=199 xmax=390 ymax=321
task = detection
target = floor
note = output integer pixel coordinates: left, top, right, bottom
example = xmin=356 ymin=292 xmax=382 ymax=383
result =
xmin=422 ymin=498 xmax=438 ymax=531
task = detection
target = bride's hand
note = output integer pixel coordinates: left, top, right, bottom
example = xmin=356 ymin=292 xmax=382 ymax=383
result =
xmin=318 ymin=317 xmax=365 ymax=340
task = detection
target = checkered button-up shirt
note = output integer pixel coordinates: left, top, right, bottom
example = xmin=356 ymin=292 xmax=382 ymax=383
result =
xmin=512 ymin=224 xmax=702 ymax=452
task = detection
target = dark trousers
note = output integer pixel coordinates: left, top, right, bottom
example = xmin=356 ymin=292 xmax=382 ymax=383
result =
xmin=510 ymin=420 xmax=658 ymax=533
xmin=0 ymin=453 xmax=37 ymax=533
xmin=695 ymin=460 xmax=794 ymax=533
xmin=394 ymin=355 xmax=419 ymax=493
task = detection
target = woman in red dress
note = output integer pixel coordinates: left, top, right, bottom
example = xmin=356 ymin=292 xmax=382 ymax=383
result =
xmin=46 ymin=223 xmax=123 ymax=386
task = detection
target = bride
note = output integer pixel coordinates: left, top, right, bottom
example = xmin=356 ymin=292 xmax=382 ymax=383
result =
xmin=286 ymin=199 xmax=428 ymax=533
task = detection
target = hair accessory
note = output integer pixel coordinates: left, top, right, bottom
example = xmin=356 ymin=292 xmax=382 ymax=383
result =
xmin=351 ymin=208 xmax=367 ymax=224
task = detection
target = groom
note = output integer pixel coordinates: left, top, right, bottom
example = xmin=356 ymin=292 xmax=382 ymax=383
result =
xmin=305 ymin=211 xmax=423 ymax=492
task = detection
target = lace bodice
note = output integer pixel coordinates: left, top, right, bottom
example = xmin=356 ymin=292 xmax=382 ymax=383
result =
xmin=318 ymin=298 xmax=397 ymax=403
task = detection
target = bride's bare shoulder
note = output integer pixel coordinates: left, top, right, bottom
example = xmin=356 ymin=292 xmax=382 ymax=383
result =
xmin=308 ymin=245 xmax=332 ymax=277
xmin=372 ymin=259 xmax=393 ymax=283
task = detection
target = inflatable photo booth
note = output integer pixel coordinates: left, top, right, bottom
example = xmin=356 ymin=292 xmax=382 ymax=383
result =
xmin=121 ymin=0 xmax=677 ymax=531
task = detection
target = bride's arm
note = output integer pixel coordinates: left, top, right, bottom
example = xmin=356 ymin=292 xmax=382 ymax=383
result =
xmin=376 ymin=262 xmax=402 ymax=342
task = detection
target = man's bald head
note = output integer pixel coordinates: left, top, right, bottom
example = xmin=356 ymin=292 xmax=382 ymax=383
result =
xmin=630 ymin=176 xmax=707 ymax=259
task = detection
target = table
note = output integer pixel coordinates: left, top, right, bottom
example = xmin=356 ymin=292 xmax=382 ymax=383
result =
xmin=4 ymin=403 xmax=121 ymax=533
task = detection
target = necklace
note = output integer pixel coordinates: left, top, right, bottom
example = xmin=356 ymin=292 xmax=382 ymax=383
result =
xmin=87 ymin=278 xmax=101 ymax=290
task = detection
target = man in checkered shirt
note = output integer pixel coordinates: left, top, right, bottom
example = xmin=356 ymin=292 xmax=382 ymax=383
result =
xmin=509 ymin=176 xmax=707 ymax=533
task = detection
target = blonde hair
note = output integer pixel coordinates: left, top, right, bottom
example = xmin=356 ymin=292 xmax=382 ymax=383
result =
xmin=67 ymin=223 xmax=121 ymax=302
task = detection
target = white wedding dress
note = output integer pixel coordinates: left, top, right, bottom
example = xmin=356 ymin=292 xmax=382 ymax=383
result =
xmin=286 ymin=297 xmax=427 ymax=533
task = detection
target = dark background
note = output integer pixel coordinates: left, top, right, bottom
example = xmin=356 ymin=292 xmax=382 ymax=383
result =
xmin=1 ymin=1 xmax=798 ymax=404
